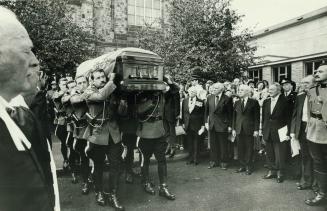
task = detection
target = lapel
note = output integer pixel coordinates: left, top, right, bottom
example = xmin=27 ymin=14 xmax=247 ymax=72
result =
xmin=184 ymin=97 xmax=189 ymax=113
xmin=215 ymin=94 xmax=224 ymax=111
xmin=242 ymin=98 xmax=250 ymax=113
xmin=271 ymin=95 xmax=282 ymax=116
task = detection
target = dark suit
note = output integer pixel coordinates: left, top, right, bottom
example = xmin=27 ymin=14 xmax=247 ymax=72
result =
xmin=205 ymin=94 xmax=233 ymax=164
xmin=262 ymin=95 xmax=290 ymax=175
xmin=233 ymin=98 xmax=260 ymax=168
xmin=164 ymin=83 xmax=180 ymax=145
xmin=0 ymin=109 xmax=54 ymax=211
xmin=182 ymin=97 xmax=205 ymax=162
xmin=290 ymin=93 xmax=313 ymax=186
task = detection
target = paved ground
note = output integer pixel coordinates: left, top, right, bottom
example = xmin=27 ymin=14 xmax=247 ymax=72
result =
xmin=52 ymin=138 xmax=326 ymax=211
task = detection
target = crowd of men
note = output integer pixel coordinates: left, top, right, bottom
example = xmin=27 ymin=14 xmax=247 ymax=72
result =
xmin=179 ymin=70 xmax=327 ymax=207
xmin=0 ymin=5 xmax=327 ymax=211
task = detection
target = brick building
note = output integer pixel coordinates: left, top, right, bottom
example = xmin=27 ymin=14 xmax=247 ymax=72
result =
xmin=248 ymin=6 xmax=327 ymax=84
xmin=67 ymin=0 xmax=166 ymax=55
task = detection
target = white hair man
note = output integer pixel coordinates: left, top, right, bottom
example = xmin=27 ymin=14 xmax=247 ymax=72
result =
xmin=0 ymin=6 xmax=58 ymax=211
xmin=232 ymin=84 xmax=260 ymax=175
xmin=205 ymin=82 xmax=233 ymax=170
xmin=262 ymin=83 xmax=291 ymax=183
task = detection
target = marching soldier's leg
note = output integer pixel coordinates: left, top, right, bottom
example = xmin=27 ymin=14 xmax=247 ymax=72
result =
xmin=86 ymin=142 xmax=106 ymax=206
xmin=154 ymin=137 xmax=175 ymax=200
xmin=74 ymin=138 xmax=91 ymax=194
xmin=138 ymin=138 xmax=155 ymax=195
xmin=55 ymin=124 xmax=69 ymax=169
xmin=305 ymin=142 xmax=327 ymax=206
xmin=105 ymin=136 xmax=124 ymax=211
xmin=122 ymin=133 xmax=137 ymax=184
xmin=67 ymin=133 xmax=79 ymax=184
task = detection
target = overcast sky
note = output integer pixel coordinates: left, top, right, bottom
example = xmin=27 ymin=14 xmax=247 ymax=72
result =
xmin=231 ymin=0 xmax=327 ymax=31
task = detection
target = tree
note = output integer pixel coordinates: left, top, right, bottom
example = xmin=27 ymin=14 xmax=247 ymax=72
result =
xmin=137 ymin=0 xmax=256 ymax=83
xmin=0 ymin=0 xmax=96 ymax=77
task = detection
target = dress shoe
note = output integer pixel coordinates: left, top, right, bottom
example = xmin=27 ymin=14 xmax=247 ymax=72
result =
xmin=220 ymin=163 xmax=227 ymax=170
xmin=297 ymin=184 xmax=311 ymax=190
xmin=305 ymin=193 xmax=326 ymax=206
xmin=71 ymin=173 xmax=78 ymax=184
xmin=245 ymin=170 xmax=252 ymax=175
xmin=194 ymin=161 xmax=199 ymax=165
xmin=235 ymin=167 xmax=246 ymax=173
xmin=159 ymin=184 xmax=175 ymax=200
xmin=63 ymin=160 xmax=69 ymax=171
xmin=208 ymin=162 xmax=217 ymax=169
xmin=186 ymin=160 xmax=194 ymax=165
xmin=125 ymin=172 xmax=134 ymax=184
xmin=169 ymin=149 xmax=176 ymax=158
xmin=95 ymin=192 xmax=106 ymax=206
xmin=143 ymin=182 xmax=155 ymax=195
xmin=81 ymin=182 xmax=90 ymax=195
xmin=107 ymin=190 xmax=125 ymax=211
xmin=277 ymin=176 xmax=284 ymax=183
xmin=263 ymin=171 xmax=277 ymax=179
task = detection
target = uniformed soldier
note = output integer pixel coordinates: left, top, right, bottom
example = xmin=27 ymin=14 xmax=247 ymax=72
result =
xmin=305 ymin=64 xmax=327 ymax=206
xmin=52 ymin=77 xmax=69 ymax=169
xmin=136 ymin=91 xmax=175 ymax=200
xmin=61 ymin=79 xmax=79 ymax=183
xmin=70 ymin=75 xmax=91 ymax=194
xmin=83 ymin=69 xmax=124 ymax=210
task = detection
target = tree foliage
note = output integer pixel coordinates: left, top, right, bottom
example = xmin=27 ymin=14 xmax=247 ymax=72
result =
xmin=137 ymin=0 xmax=256 ymax=83
xmin=0 ymin=0 xmax=96 ymax=76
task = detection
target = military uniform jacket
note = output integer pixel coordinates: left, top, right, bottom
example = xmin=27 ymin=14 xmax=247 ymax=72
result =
xmin=52 ymin=90 xmax=66 ymax=125
xmin=62 ymin=91 xmax=75 ymax=132
xmin=83 ymin=81 xmax=121 ymax=145
xmin=306 ymin=84 xmax=327 ymax=144
xmin=70 ymin=88 xmax=89 ymax=139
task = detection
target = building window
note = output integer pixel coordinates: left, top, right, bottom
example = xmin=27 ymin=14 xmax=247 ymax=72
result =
xmin=305 ymin=58 xmax=327 ymax=76
xmin=248 ymin=69 xmax=262 ymax=83
xmin=272 ymin=64 xmax=291 ymax=82
xmin=128 ymin=0 xmax=162 ymax=27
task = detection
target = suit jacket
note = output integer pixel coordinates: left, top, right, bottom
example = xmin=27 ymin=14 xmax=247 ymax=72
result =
xmin=205 ymin=94 xmax=233 ymax=132
xmin=0 ymin=110 xmax=53 ymax=211
xmin=262 ymin=95 xmax=290 ymax=142
xmin=290 ymin=93 xmax=306 ymax=139
xmin=232 ymin=98 xmax=260 ymax=135
xmin=164 ymin=83 xmax=180 ymax=123
xmin=182 ymin=97 xmax=205 ymax=131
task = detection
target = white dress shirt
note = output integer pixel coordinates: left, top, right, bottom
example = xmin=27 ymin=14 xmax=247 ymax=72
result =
xmin=270 ymin=94 xmax=280 ymax=114
xmin=0 ymin=96 xmax=31 ymax=151
xmin=302 ymin=95 xmax=308 ymax=122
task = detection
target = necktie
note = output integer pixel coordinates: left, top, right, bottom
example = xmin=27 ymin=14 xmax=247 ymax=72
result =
xmin=215 ymin=95 xmax=219 ymax=107
xmin=241 ymin=99 xmax=244 ymax=111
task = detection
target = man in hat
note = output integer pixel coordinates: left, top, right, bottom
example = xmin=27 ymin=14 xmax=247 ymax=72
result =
xmin=304 ymin=64 xmax=327 ymax=206
xmin=83 ymin=69 xmax=124 ymax=210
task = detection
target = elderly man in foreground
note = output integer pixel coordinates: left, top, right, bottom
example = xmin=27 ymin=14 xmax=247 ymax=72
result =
xmin=0 ymin=6 xmax=58 ymax=211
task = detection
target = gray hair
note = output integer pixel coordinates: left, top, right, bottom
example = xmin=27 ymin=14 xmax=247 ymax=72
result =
xmin=270 ymin=82 xmax=282 ymax=92
xmin=239 ymin=84 xmax=252 ymax=93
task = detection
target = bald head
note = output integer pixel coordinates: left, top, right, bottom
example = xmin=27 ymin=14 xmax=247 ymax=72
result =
xmin=0 ymin=6 xmax=39 ymax=99
xmin=300 ymin=75 xmax=315 ymax=92
xmin=211 ymin=82 xmax=225 ymax=95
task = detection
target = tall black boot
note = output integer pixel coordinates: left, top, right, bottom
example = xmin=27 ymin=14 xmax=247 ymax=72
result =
xmin=141 ymin=163 xmax=155 ymax=195
xmin=107 ymin=172 xmax=124 ymax=210
xmin=159 ymin=183 xmax=175 ymax=200
xmin=305 ymin=171 xmax=327 ymax=206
